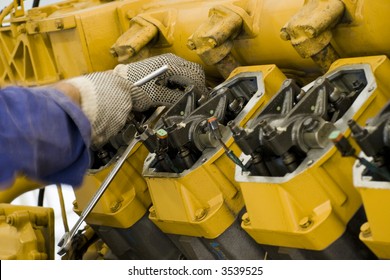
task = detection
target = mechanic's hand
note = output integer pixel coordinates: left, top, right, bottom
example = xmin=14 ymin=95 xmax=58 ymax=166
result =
xmin=65 ymin=53 xmax=207 ymax=148
xmin=113 ymin=53 xmax=208 ymax=111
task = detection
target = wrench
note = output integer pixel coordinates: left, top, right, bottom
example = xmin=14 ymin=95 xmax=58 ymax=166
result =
xmin=57 ymin=65 xmax=169 ymax=256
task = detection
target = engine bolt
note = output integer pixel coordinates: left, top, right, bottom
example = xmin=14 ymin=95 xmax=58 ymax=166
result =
xmin=242 ymin=213 xmax=251 ymax=226
xmin=360 ymin=223 xmax=372 ymax=238
xmin=149 ymin=206 xmax=156 ymax=218
xmin=299 ymin=216 xmax=312 ymax=229
xmin=195 ymin=208 xmax=207 ymax=221
xmin=187 ymin=40 xmax=196 ymax=50
xmin=6 ymin=215 xmax=15 ymax=226
xmin=110 ymin=201 xmax=122 ymax=213
xmin=208 ymin=38 xmax=217 ymax=48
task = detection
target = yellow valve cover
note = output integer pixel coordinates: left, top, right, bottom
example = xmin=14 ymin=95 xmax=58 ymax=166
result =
xmin=73 ymin=142 xmax=152 ymax=229
xmin=236 ymin=56 xmax=390 ymax=250
xmin=143 ymin=64 xmax=287 ymax=238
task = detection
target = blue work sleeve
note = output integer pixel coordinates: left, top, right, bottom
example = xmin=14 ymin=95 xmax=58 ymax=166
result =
xmin=0 ymin=86 xmax=91 ymax=189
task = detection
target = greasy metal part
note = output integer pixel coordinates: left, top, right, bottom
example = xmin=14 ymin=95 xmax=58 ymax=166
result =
xmin=111 ymin=8 xmax=176 ymax=63
xmin=167 ymin=214 xmax=266 ymax=260
xmin=187 ymin=5 xmax=243 ymax=78
xmin=60 ymin=225 xmax=100 ymax=260
xmin=110 ymin=16 xmax=158 ymax=63
xmin=232 ymin=63 xmax=371 ymax=177
xmin=235 ymin=56 xmax=390 ymax=254
xmin=91 ymin=213 xmax=184 ymax=260
xmin=187 ymin=5 xmax=242 ymax=62
xmin=280 ymin=0 xmax=344 ymax=72
xmin=215 ymin=52 xmax=242 ymax=79
xmin=0 ymin=204 xmax=54 ymax=260
xmin=261 ymin=207 xmax=375 ymax=259
xmin=348 ymin=105 xmax=390 ymax=177
xmin=143 ymin=69 xmax=272 ymax=175
xmin=142 ymin=65 xmax=287 ymax=247
xmin=311 ymin=44 xmax=340 ymax=72
xmin=230 ymin=78 xmax=302 ymax=176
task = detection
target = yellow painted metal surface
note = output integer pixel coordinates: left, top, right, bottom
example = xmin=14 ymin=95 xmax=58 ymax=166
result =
xmin=358 ymin=190 xmax=390 ymax=259
xmin=2 ymin=0 xmax=390 ymax=86
xmin=73 ymin=143 xmax=151 ymax=228
xmin=0 ymin=0 xmax=127 ymax=85
xmin=354 ymin=160 xmax=390 ymax=259
xmin=237 ymin=56 xmax=390 ymax=250
xmin=0 ymin=204 xmax=54 ymax=260
xmin=333 ymin=1 xmax=390 ymax=60
xmin=0 ymin=177 xmax=42 ymax=203
xmin=280 ymin=0 xmax=344 ymax=71
xmin=145 ymin=65 xmax=287 ymax=238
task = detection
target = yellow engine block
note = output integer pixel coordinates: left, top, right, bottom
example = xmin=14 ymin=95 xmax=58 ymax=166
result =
xmin=143 ymin=64 xmax=287 ymax=239
xmin=235 ymin=56 xmax=390 ymax=251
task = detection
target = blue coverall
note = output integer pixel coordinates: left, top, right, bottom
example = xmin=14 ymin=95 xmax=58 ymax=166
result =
xmin=0 ymin=86 xmax=91 ymax=189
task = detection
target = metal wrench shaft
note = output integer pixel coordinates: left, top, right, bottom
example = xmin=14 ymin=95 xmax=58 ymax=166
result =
xmin=58 ymin=137 xmax=139 ymax=255
xmin=134 ymin=65 xmax=169 ymax=86
xmin=58 ymin=65 xmax=169 ymax=255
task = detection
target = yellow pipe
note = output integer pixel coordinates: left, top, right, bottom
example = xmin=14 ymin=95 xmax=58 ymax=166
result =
xmin=0 ymin=177 xmax=42 ymax=204
xmin=3 ymin=0 xmax=390 ymax=86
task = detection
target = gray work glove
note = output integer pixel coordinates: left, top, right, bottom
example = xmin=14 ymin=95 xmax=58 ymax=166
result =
xmin=66 ymin=53 xmax=207 ymax=148
xmin=113 ymin=53 xmax=208 ymax=111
